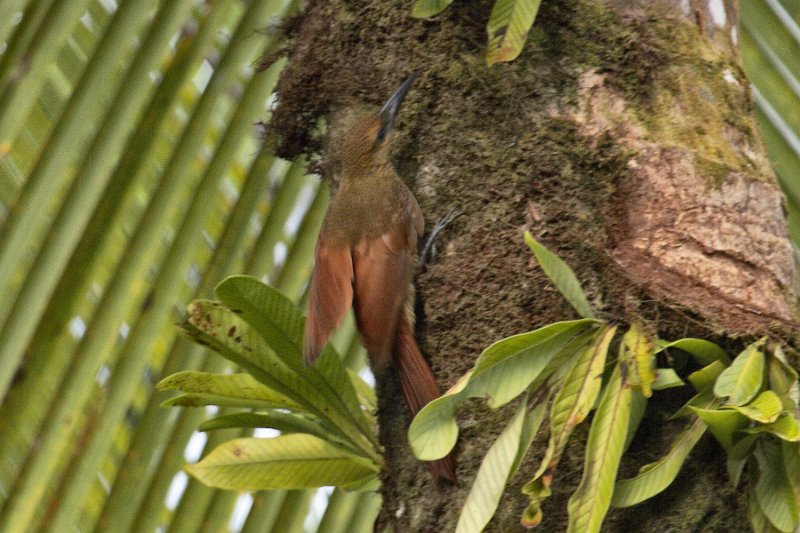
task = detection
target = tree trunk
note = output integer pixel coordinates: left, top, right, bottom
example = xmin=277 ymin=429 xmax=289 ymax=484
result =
xmin=270 ymin=0 xmax=797 ymax=530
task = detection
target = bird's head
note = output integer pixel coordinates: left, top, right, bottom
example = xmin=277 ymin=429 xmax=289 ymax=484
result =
xmin=341 ymin=74 xmax=417 ymax=173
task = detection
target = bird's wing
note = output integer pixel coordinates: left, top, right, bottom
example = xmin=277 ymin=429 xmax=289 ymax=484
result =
xmin=408 ymin=191 xmax=424 ymax=238
xmin=352 ymin=219 xmax=416 ymax=371
xmin=303 ymin=240 xmax=354 ymax=365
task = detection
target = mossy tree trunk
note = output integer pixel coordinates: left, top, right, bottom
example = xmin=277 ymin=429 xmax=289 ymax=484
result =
xmin=270 ymin=0 xmax=797 ymax=530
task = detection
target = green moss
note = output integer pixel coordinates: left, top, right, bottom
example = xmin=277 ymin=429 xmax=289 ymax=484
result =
xmin=695 ymin=153 xmax=737 ymax=184
xmin=527 ymin=1 xmax=766 ymax=189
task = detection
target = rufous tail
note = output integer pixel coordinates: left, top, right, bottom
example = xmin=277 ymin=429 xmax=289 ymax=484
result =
xmin=394 ymin=320 xmax=457 ymax=484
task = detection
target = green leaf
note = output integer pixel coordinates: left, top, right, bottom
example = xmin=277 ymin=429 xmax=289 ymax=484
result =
xmin=620 ymin=322 xmax=656 ymax=397
xmin=469 ymin=319 xmax=601 ymax=408
xmin=727 ymin=456 xmax=748 ymax=489
xmin=215 ymin=275 xmax=304 ymax=365
xmin=672 ymin=361 xmax=726 ymax=418
xmin=409 ymin=319 xmax=599 ymax=460
xmin=158 ymin=371 xmax=301 ymax=410
xmin=744 ymin=414 xmax=800 ymax=442
xmin=215 ymin=276 xmax=374 ymax=443
xmin=623 ymin=390 xmax=648 ymax=453
xmin=753 ymin=439 xmax=800 ymax=532
xmin=691 ymin=407 xmax=750 ymax=450
xmin=651 ymin=368 xmax=685 ymax=390
xmin=784 ymin=440 xmax=800 ymax=491
xmin=729 ymin=434 xmax=760 ymax=461
xmin=160 ymin=394 xmax=279 ymax=410
xmin=749 ymin=484 xmax=786 ymax=533
xmin=348 ymin=368 xmax=377 ymax=411
xmin=523 ymin=231 xmax=595 ymax=319
xmin=658 ymin=338 xmax=731 ymax=366
xmin=783 ymin=441 xmax=800 ymax=511
xmin=612 ymin=415 xmax=710 ymax=508
xmin=456 ymin=394 xmax=547 ymax=533
xmin=186 ymin=434 xmax=379 ymax=491
xmin=688 ymin=361 xmax=725 ymax=391
xmin=410 ymin=0 xmax=454 ymax=18
xmin=565 ymin=362 xmax=632 ymax=533
xmin=524 ymin=326 xmax=616 ymax=514
xmin=669 ymin=388 xmax=715 ymax=420
xmin=407 ymin=374 xmax=470 ymax=461
xmin=182 ymin=301 xmax=289 ymax=383
xmin=525 ymin=328 xmax=600 ymax=394
xmin=688 ymin=360 xmax=727 ymax=392
xmin=714 ymin=338 xmax=766 ymax=406
xmin=485 ymin=0 xmax=543 ymax=66
xmin=513 ymin=394 xmax=551 ymax=475
xmin=725 ymin=390 xmax=783 ymax=424
xmin=183 ymin=300 xmax=380 ymax=462
xmin=547 ymin=325 xmax=616 ymax=463
xmin=182 ymin=299 xmax=309 ymax=403
xmin=198 ymin=411 xmax=327 ymax=440
xmin=768 ymin=345 xmax=800 ymax=410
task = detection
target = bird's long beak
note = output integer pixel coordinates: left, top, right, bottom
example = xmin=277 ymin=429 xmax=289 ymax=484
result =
xmin=377 ymin=73 xmax=418 ymax=143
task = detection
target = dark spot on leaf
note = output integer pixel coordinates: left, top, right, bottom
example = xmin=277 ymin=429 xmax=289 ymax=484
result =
xmin=228 ymin=326 xmax=237 ymax=337
xmin=492 ymin=25 xmax=508 ymax=39
xmin=233 ymin=447 xmax=243 ymax=457
xmin=235 ymin=336 xmax=241 ymax=343
xmin=174 ymin=397 xmax=201 ymax=407
xmin=141 ymin=289 xmax=155 ymax=312
xmin=12 ymin=364 xmax=26 ymax=386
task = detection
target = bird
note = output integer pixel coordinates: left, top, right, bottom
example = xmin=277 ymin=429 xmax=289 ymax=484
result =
xmin=303 ymin=74 xmax=457 ymax=484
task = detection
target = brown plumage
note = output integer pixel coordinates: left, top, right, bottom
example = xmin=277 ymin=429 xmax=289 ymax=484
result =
xmin=303 ymin=75 xmax=457 ymax=484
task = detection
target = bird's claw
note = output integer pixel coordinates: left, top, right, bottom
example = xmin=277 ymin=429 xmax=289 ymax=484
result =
xmin=420 ymin=207 xmax=463 ymax=269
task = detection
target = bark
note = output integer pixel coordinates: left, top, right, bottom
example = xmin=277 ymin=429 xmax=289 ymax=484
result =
xmin=268 ymin=0 xmax=797 ymax=530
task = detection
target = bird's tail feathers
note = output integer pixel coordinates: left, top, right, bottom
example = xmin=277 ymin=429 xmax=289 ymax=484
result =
xmin=394 ymin=320 xmax=457 ymax=485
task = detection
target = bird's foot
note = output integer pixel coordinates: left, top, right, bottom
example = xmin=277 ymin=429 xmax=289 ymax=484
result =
xmin=419 ymin=207 xmax=462 ymax=270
